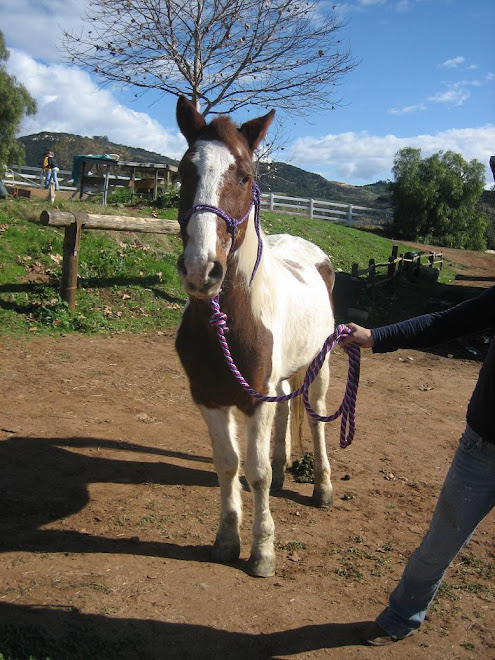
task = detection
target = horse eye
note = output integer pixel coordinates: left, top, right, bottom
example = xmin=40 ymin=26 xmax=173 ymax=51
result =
xmin=240 ymin=175 xmax=250 ymax=186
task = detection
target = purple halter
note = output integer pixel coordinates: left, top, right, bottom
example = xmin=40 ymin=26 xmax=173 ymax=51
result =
xmin=177 ymin=184 xmax=263 ymax=286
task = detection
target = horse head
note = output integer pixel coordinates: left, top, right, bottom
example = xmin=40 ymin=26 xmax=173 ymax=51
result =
xmin=176 ymin=95 xmax=275 ymax=299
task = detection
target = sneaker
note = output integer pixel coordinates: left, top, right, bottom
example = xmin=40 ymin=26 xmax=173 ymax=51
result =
xmin=364 ymin=622 xmax=415 ymax=646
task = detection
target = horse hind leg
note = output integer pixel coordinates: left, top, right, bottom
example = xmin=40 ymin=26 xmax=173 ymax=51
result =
xmin=199 ymin=405 xmax=242 ymax=563
xmin=306 ymin=358 xmax=333 ymax=508
xmin=271 ymin=373 xmax=304 ymax=491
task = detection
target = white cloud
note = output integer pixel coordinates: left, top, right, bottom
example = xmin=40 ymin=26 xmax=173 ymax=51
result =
xmin=0 ymin=0 xmax=90 ymax=63
xmin=428 ymin=85 xmax=471 ymax=106
xmin=388 ymin=103 xmax=427 ymax=115
xmin=439 ymin=56 xmax=466 ymax=69
xmin=288 ymin=125 xmax=495 ymax=185
xmin=7 ymin=50 xmax=186 ymax=159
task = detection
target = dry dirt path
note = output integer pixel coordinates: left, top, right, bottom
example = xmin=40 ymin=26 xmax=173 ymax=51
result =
xmin=0 ymin=248 xmax=494 ymax=659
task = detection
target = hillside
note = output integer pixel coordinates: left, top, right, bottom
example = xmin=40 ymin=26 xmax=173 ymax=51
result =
xmin=19 ymin=132 xmax=390 ymax=206
xmin=257 ymin=162 xmax=389 ymax=206
xmin=19 ymin=132 xmax=177 ymax=172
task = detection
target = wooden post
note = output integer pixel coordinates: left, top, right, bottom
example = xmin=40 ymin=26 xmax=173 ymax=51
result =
xmin=428 ymin=252 xmax=434 ymax=267
xmin=368 ymin=258 xmax=376 ymax=301
xmin=270 ymin=193 xmax=274 ymax=211
xmin=310 ymin=198 xmax=314 ymax=219
xmin=60 ymin=215 xmax=84 ymax=312
xmin=388 ymin=245 xmax=399 ymax=278
xmin=351 ymin=263 xmax=359 ymax=279
xmin=368 ymin=258 xmax=375 ymax=285
xmin=347 ymin=204 xmax=353 ymax=225
xmin=102 ymin=163 xmax=111 ymax=206
xmin=153 ymin=169 xmax=159 ymax=200
xmin=79 ymin=160 xmax=86 ymax=200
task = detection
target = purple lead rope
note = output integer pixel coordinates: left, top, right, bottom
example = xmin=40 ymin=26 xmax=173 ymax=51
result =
xmin=209 ymin=296 xmax=361 ymax=448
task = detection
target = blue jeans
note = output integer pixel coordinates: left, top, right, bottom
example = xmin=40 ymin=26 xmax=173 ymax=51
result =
xmin=377 ymin=425 xmax=495 ymax=639
xmin=46 ymin=167 xmax=59 ymax=190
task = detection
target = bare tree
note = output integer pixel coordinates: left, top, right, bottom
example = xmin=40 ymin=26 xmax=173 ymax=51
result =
xmin=62 ymin=0 xmax=355 ymax=117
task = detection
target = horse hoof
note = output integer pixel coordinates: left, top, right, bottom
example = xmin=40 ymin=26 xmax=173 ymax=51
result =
xmin=311 ymin=490 xmax=333 ymax=509
xmin=247 ymin=555 xmax=276 ymax=577
xmin=212 ymin=539 xmax=240 ymax=563
xmin=270 ymin=466 xmax=285 ymax=491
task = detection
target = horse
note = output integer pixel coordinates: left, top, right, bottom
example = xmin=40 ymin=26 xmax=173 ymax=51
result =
xmin=175 ymin=95 xmax=336 ymax=577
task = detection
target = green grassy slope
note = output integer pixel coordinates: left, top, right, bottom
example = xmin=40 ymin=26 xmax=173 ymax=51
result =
xmin=0 ymin=198 xmax=452 ymax=337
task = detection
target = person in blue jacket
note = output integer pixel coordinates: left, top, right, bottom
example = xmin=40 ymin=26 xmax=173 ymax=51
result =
xmin=339 ymin=285 xmax=495 ymax=645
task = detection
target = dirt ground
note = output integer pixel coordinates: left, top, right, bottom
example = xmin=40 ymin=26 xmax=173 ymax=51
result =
xmin=0 ymin=247 xmax=494 ymax=660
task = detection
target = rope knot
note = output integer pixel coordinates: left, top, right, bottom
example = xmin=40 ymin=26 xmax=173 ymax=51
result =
xmin=209 ymin=297 xmax=229 ymax=333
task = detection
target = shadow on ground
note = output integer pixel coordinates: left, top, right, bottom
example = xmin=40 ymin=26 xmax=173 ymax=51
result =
xmin=0 ymin=601 xmax=371 ymax=659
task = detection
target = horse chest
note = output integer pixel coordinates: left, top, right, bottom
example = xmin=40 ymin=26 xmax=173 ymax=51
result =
xmin=176 ymin=303 xmax=274 ymax=415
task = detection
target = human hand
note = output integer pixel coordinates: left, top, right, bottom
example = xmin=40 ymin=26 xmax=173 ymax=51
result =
xmin=339 ymin=322 xmax=374 ymax=349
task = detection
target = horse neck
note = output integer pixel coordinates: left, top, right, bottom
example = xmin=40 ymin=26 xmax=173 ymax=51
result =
xmin=223 ymin=208 xmax=276 ymax=323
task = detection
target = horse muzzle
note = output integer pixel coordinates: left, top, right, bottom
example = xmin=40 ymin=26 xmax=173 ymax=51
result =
xmin=177 ymin=254 xmax=225 ymax=299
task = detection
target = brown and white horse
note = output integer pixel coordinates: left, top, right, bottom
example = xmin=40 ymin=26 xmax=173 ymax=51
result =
xmin=175 ymin=96 xmax=335 ymax=577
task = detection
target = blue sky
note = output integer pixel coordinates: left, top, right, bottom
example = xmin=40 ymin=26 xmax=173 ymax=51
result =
xmin=1 ymin=0 xmax=494 ymax=187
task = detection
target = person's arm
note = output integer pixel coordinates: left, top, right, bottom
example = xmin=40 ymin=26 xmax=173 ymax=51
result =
xmin=340 ymin=285 xmax=495 ymax=353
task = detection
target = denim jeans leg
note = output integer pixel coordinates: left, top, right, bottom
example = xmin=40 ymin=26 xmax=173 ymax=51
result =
xmin=376 ymin=425 xmax=495 ymax=639
xmin=49 ymin=167 xmax=60 ymax=190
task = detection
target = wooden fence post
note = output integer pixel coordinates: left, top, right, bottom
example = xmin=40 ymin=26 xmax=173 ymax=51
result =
xmin=351 ymin=263 xmax=359 ymax=279
xmin=388 ymin=245 xmax=399 ymax=278
xmin=310 ymin=198 xmax=314 ymax=219
xmin=269 ymin=193 xmax=274 ymax=211
xmin=347 ymin=204 xmax=353 ymax=224
xmin=368 ymin=258 xmax=375 ymax=285
xmin=60 ymin=215 xmax=84 ymax=312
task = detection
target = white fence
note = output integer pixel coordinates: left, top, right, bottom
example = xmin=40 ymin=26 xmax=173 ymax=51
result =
xmin=5 ymin=165 xmax=76 ymax=191
xmin=261 ymin=192 xmax=391 ymax=226
xmin=6 ymin=165 xmax=391 ymax=226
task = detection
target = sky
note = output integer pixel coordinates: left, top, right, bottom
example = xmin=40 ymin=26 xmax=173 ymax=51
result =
xmin=1 ymin=0 xmax=494 ymax=188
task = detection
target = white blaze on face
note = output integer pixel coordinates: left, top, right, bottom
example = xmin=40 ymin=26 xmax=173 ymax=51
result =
xmin=183 ymin=140 xmax=235 ymax=283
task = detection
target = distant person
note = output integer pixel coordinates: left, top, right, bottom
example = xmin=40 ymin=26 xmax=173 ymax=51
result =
xmin=42 ymin=151 xmax=50 ymax=188
xmin=46 ymin=151 xmax=60 ymax=191
xmin=338 ymin=286 xmax=495 ymax=645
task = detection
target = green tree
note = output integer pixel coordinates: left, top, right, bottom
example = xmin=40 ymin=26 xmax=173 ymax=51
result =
xmin=391 ymin=147 xmax=487 ymax=250
xmin=0 ymin=30 xmax=37 ymax=177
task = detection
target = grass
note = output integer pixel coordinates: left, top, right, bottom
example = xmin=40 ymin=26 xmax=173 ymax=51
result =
xmin=0 ymin=197 xmax=455 ymax=337
xmin=0 ymin=198 xmax=184 ymax=336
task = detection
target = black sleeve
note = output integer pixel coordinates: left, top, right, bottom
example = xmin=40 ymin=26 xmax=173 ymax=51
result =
xmin=372 ymin=286 xmax=495 ymax=353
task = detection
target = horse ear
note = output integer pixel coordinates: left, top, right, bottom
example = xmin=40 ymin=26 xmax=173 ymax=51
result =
xmin=176 ymin=95 xmax=206 ymax=145
xmin=239 ymin=110 xmax=276 ymax=153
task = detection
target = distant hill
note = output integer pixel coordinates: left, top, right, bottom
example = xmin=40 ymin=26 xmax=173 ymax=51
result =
xmin=19 ymin=132 xmax=178 ymax=172
xmin=19 ymin=131 xmax=391 ymax=206
xmin=257 ymin=162 xmax=390 ymax=206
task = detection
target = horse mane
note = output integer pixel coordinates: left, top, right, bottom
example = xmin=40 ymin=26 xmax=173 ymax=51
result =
xmin=198 ymin=116 xmax=249 ymax=155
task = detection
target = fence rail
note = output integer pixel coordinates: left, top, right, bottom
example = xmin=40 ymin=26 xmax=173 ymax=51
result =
xmin=7 ymin=166 xmax=390 ymax=225
xmin=261 ymin=192 xmax=391 ymax=226
xmin=5 ymin=165 xmax=76 ymax=192
xmin=351 ymin=245 xmax=443 ymax=291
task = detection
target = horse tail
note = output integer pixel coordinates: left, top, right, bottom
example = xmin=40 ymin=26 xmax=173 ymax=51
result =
xmin=289 ymin=370 xmax=305 ymax=458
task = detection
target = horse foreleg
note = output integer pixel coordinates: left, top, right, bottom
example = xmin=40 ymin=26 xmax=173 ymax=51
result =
xmin=245 ymin=402 xmax=277 ymax=577
xmin=199 ymin=405 xmax=242 ymax=563
xmin=307 ymin=359 xmax=333 ymax=508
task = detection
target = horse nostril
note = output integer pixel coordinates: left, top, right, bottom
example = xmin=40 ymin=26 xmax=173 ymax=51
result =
xmin=208 ymin=261 xmax=224 ymax=283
